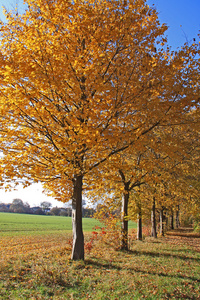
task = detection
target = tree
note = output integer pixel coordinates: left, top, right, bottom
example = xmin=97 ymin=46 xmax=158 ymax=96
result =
xmin=32 ymin=207 xmax=45 ymax=215
xmin=0 ymin=202 xmax=10 ymax=212
xmin=50 ymin=206 xmax=61 ymax=216
xmin=40 ymin=201 xmax=52 ymax=214
xmin=111 ymin=152 xmax=148 ymax=248
xmin=9 ymin=198 xmax=28 ymax=213
xmin=86 ymin=146 xmax=152 ymax=248
xmin=0 ymin=0 xmax=199 ymax=260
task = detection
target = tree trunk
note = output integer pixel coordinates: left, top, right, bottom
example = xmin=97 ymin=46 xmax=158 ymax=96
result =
xmin=151 ymin=197 xmax=157 ymax=238
xmin=176 ymin=205 xmax=180 ymax=228
xmin=137 ymin=205 xmax=142 ymax=240
xmin=71 ymin=174 xmax=84 ymax=260
xmin=165 ymin=210 xmax=169 ymax=230
xmin=121 ymin=186 xmax=129 ymax=250
xmin=170 ymin=210 xmax=174 ymax=230
xmin=160 ymin=208 xmax=164 ymax=236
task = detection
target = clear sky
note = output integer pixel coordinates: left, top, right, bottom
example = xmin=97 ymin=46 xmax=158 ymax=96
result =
xmin=0 ymin=0 xmax=199 ymax=207
xmin=0 ymin=183 xmax=64 ymax=207
xmin=147 ymin=0 xmax=200 ymax=48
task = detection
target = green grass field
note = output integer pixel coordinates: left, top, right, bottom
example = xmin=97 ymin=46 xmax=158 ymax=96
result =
xmin=0 ymin=212 xmax=137 ymax=236
xmin=0 ymin=212 xmax=199 ymax=299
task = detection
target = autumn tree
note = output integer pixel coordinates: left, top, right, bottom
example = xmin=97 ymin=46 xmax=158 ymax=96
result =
xmin=87 ymin=148 xmax=151 ymax=248
xmin=139 ymin=116 xmax=200 ymax=236
xmin=119 ymin=115 xmax=200 ymax=242
xmin=0 ymin=0 xmax=199 ymax=260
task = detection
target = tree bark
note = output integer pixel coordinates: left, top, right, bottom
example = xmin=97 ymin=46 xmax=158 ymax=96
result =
xmin=165 ymin=210 xmax=169 ymax=230
xmin=176 ymin=205 xmax=180 ymax=228
xmin=151 ymin=197 xmax=157 ymax=238
xmin=121 ymin=185 xmax=129 ymax=250
xmin=170 ymin=209 xmax=174 ymax=230
xmin=160 ymin=208 xmax=164 ymax=236
xmin=137 ymin=205 xmax=142 ymax=240
xmin=71 ymin=174 xmax=84 ymax=260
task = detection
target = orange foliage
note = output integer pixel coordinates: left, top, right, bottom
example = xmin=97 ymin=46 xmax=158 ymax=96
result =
xmin=0 ymin=0 xmax=199 ymax=259
xmin=0 ymin=0 xmax=199 ymax=199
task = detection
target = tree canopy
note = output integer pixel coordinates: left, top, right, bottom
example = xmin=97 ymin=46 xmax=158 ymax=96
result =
xmin=0 ymin=0 xmax=199 ymax=259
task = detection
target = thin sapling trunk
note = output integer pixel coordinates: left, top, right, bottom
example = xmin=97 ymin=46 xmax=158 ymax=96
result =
xmin=71 ymin=174 xmax=84 ymax=260
xmin=151 ymin=197 xmax=157 ymax=238
xmin=137 ymin=204 xmax=142 ymax=240
xmin=121 ymin=185 xmax=129 ymax=250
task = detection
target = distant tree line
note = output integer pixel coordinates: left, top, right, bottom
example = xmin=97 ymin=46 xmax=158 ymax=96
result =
xmin=0 ymin=199 xmax=95 ymax=218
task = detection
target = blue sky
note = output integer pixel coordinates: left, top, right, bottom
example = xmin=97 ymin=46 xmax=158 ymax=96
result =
xmin=0 ymin=0 xmax=199 ymax=49
xmin=147 ymin=0 xmax=200 ymax=48
xmin=0 ymin=0 xmax=199 ymax=205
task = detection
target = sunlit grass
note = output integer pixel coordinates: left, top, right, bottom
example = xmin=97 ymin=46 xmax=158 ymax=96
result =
xmin=1 ymin=213 xmax=198 ymax=299
xmin=0 ymin=212 xmax=136 ymax=236
xmin=0 ymin=226 xmax=200 ymax=299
